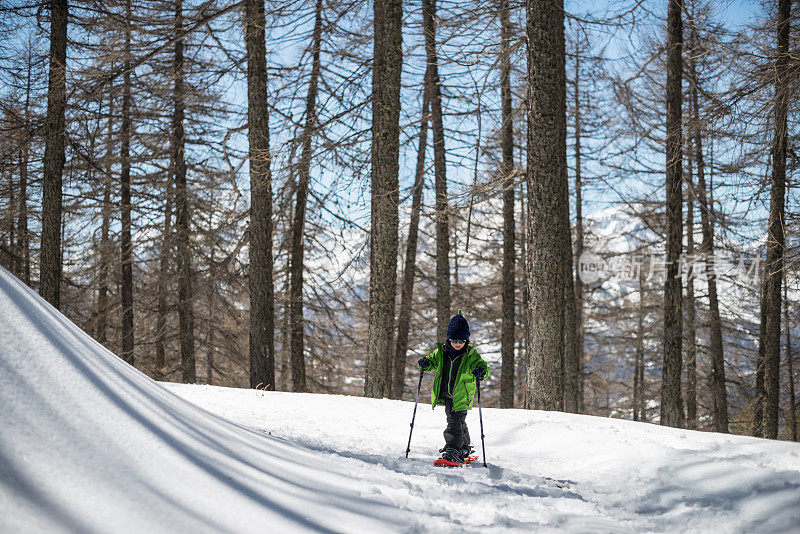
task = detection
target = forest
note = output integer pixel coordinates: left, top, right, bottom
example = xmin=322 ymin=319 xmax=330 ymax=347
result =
xmin=0 ymin=0 xmax=797 ymax=441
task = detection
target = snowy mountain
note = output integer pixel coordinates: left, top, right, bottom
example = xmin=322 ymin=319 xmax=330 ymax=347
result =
xmin=1 ymin=265 xmax=799 ymax=533
xmin=577 ymin=203 xmax=781 ymax=420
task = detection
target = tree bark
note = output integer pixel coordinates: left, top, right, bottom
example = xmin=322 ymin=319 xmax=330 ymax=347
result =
xmin=97 ymin=85 xmax=114 ymax=345
xmin=635 ymin=264 xmax=646 ymax=421
xmin=17 ymin=145 xmax=30 ymax=286
xmin=40 ymin=0 xmax=68 ymax=309
xmin=685 ymin=152 xmax=698 ymax=430
xmin=8 ymin=162 xmax=17 ymax=277
xmin=661 ymin=0 xmax=684 ymax=428
xmin=120 ymin=0 xmax=135 ymax=366
xmin=207 ymin=243 xmax=216 ymax=385
xmin=173 ymin=0 xmax=196 ymax=384
xmin=393 ymin=66 xmax=431 ymax=399
xmin=17 ymin=46 xmax=33 ymax=287
xmin=422 ymin=0 xmax=451 ymax=338
xmin=573 ymin=38 xmax=585 ymax=414
xmin=785 ymin=275 xmax=797 ymax=441
xmin=521 ymin=181 xmax=529 ymax=409
xmin=755 ymin=296 xmax=766 ymax=436
xmin=758 ymin=0 xmax=790 ymax=440
xmin=155 ymin=168 xmax=173 ymax=373
xmin=562 ymin=181 xmax=578 ymax=413
xmin=289 ymin=0 xmax=324 ymax=394
xmin=524 ymin=0 xmax=567 ymax=411
xmin=280 ymin=205 xmax=293 ymax=388
xmin=364 ymin=0 xmax=402 ymax=399
xmin=499 ymin=0 xmax=516 ymax=409
xmin=561 ymin=74 xmax=579 ymax=412
xmin=245 ymin=0 xmax=275 ymax=390
xmin=691 ymin=86 xmax=729 ymax=433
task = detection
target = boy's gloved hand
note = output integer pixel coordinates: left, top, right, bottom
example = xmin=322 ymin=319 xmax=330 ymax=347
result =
xmin=471 ymin=366 xmax=486 ymax=380
xmin=418 ymin=358 xmax=431 ymax=371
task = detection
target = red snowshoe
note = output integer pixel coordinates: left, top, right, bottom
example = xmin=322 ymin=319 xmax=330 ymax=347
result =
xmin=434 ymin=447 xmax=476 ymax=467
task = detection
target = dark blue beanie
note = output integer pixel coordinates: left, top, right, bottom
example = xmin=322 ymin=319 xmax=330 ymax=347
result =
xmin=446 ymin=311 xmax=470 ymax=340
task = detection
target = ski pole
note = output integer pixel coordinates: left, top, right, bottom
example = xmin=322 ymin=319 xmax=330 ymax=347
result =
xmin=476 ymin=378 xmax=487 ymax=467
xmin=405 ymin=369 xmax=425 ymax=458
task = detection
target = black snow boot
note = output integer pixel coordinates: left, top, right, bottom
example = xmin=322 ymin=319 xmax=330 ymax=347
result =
xmin=441 ymin=446 xmax=464 ymax=464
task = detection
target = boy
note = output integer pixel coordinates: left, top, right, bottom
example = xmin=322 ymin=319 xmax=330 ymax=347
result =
xmin=417 ymin=311 xmax=489 ymax=466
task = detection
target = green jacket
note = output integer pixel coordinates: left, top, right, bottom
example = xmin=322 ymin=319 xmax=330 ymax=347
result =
xmin=421 ymin=343 xmax=489 ymax=411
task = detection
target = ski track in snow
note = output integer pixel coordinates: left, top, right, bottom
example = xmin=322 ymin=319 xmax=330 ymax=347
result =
xmin=165 ymin=386 xmax=617 ymax=533
xmin=165 ymin=384 xmax=800 ymax=533
xmin=1 ymin=264 xmax=799 ymax=533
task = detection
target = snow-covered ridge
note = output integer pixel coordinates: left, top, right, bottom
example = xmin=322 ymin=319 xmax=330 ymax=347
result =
xmin=1 ymin=265 xmax=799 ymax=533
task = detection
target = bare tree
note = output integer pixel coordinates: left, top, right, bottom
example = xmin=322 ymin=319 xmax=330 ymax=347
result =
xmin=758 ymin=0 xmax=790 ymax=439
xmin=661 ymin=0 xmax=685 ymax=428
xmin=634 ymin=262 xmax=647 ymax=421
xmin=96 ymin=85 xmax=114 ymax=346
xmin=40 ymin=0 xmax=68 ymax=309
xmin=562 ymin=167 xmax=579 ymax=412
xmin=120 ymin=0 xmax=135 ymax=366
xmin=572 ymin=30 xmax=586 ymax=414
xmin=393 ymin=65 xmax=431 ymax=400
xmin=422 ymin=0 xmax=451 ymax=337
xmin=173 ymin=0 xmax=195 ymax=383
xmin=289 ymin=0 xmax=324 ymax=393
xmin=245 ymin=0 xmax=275 ymax=390
xmin=524 ymin=0 xmax=568 ymax=411
xmin=17 ymin=42 xmax=33 ymax=287
xmin=785 ymin=274 xmax=797 ymax=441
xmin=690 ymin=66 xmax=729 ymax=433
xmin=155 ymin=162 xmax=173 ymax=374
xmin=365 ymin=0 xmax=402 ymax=398
xmin=684 ymin=149 xmax=698 ymax=430
xmin=499 ymin=0 xmax=516 ymax=409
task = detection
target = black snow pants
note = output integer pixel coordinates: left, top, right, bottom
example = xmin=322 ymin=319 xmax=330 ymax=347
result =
xmin=443 ymin=397 xmax=471 ymax=451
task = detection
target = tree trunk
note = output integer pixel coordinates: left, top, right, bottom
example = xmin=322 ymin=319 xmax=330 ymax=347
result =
xmin=97 ymin=85 xmax=114 ymax=345
xmin=499 ymin=0 xmax=516 ymax=409
xmin=562 ymin=182 xmax=578 ymax=413
xmin=155 ymin=168 xmax=173 ymax=374
xmin=785 ymin=274 xmax=797 ymax=441
xmin=691 ymin=87 xmax=729 ymax=434
xmin=280 ymin=219 xmax=293 ymax=389
xmin=120 ymin=0 xmax=135 ymax=366
xmin=635 ymin=264 xmax=646 ymax=421
xmin=755 ymin=296 xmax=766 ymax=436
xmin=521 ymin=181 xmax=529 ymax=409
xmin=393 ymin=66 xmax=431 ymax=400
xmin=40 ymin=0 xmax=68 ymax=309
xmin=561 ymin=80 xmax=579 ymax=413
xmin=245 ymin=0 xmax=275 ymax=390
xmin=661 ymin=0 xmax=684 ymax=428
xmin=18 ymin=46 xmax=33 ymax=287
xmin=17 ymin=145 xmax=30 ymax=286
xmin=573 ymin=38 xmax=585 ymax=414
xmin=289 ymin=0 xmax=324 ymax=394
xmin=364 ymin=0 xmax=402 ymax=398
xmin=524 ymin=0 xmax=567 ymax=411
xmin=759 ymin=0 xmax=790 ymax=440
xmin=8 ymin=163 xmax=17 ymax=276
xmin=685 ymin=151 xmax=698 ymax=430
xmin=207 ymin=244 xmax=216 ymax=385
xmin=422 ymin=0 xmax=451 ymax=338
xmin=173 ymin=0 xmax=195 ymax=384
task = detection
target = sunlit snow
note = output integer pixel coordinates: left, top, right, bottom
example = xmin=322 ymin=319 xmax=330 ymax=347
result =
xmin=1 ymin=266 xmax=799 ymax=533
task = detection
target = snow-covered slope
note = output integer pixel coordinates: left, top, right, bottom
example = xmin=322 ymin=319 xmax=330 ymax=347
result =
xmin=2 ymin=265 xmax=800 ymax=533
xmin=0 ymin=267 xmax=420 ymax=533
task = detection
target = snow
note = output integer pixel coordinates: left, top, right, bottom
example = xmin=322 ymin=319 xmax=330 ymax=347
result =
xmin=1 ymin=264 xmax=799 ymax=533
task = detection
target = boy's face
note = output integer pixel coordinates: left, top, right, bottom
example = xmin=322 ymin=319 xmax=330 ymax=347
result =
xmin=449 ymin=339 xmax=467 ymax=349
